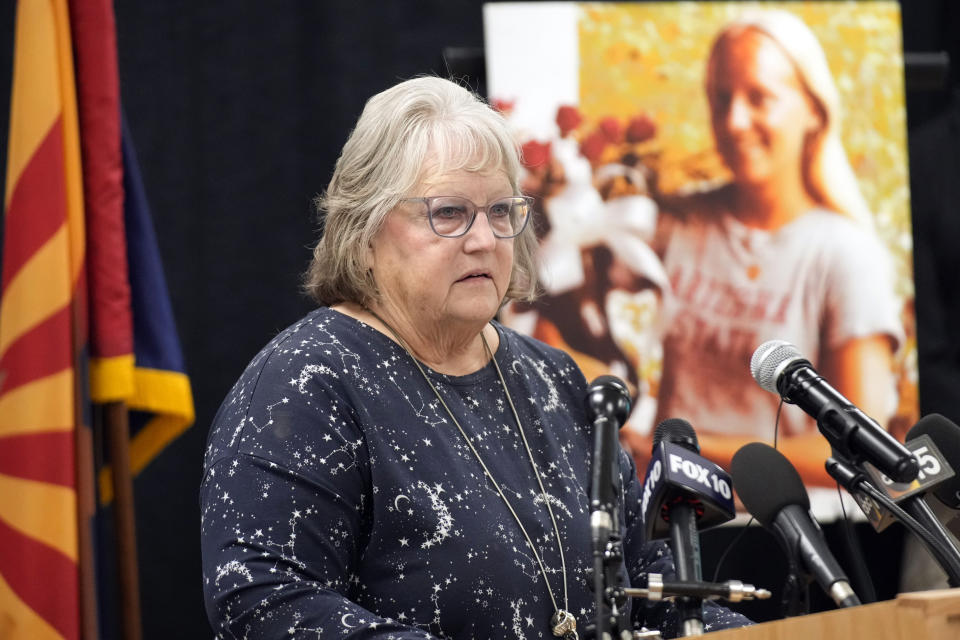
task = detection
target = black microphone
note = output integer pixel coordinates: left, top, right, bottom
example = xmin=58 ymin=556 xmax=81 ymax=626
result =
xmin=624 ymin=573 xmax=771 ymax=602
xmin=640 ymin=419 xmax=735 ymax=636
xmin=585 ymin=375 xmax=631 ymax=551
xmin=825 ymin=454 xmax=960 ymax=587
xmin=750 ymin=340 xmax=918 ymax=483
xmin=640 ymin=420 xmax=736 ymax=540
xmin=731 ymin=442 xmax=861 ymax=613
xmin=907 ymin=414 xmax=960 ymax=512
xmin=839 ymin=414 xmax=960 ymax=586
xmin=899 ymin=415 xmax=960 ymax=574
xmin=853 ymin=414 xmax=958 ymax=532
xmin=585 ymin=376 xmax=632 ymax=640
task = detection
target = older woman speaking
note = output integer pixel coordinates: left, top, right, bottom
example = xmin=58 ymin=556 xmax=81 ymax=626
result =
xmin=200 ymin=77 xmax=749 ymax=639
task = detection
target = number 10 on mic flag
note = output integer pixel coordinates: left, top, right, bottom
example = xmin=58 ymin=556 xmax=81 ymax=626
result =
xmin=640 ymin=441 xmax=736 ymax=540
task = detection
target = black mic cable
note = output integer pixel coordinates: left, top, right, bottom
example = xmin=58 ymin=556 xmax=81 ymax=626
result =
xmin=825 ymin=456 xmax=960 ymax=586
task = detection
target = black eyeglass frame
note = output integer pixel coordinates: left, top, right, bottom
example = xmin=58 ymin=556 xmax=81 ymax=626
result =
xmin=400 ymin=195 xmax=534 ymax=239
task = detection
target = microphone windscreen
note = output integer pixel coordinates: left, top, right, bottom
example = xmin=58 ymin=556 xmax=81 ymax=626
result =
xmin=907 ymin=414 xmax=960 ymax=509
xmin=585 ymin=375 xmax=632 ymax=424
xmin=750 ymin=340 xmax=802 ymax=393
xmin=653 ymin=417 xmax=699 ymax=452
xmin=731 ymin=442 xmax=810 ymax=527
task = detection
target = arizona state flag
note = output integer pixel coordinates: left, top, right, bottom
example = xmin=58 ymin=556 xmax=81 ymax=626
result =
xmin=0 ymin=1 xmax=194 ymax=638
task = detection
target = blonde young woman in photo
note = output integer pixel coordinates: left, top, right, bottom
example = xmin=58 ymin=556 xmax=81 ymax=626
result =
xmin=652 ymin=10 xmax=903 ymax=486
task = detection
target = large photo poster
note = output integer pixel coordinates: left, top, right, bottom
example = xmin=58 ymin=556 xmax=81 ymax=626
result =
xmin=485 ymin=1 xmax=915 ymax=507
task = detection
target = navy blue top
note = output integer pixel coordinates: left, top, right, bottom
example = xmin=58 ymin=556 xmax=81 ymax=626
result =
xmin=200 ymin=308 xmax=751 ymax=638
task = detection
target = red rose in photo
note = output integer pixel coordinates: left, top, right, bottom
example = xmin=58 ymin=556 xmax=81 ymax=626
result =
xmin=556 ymin=105 xmax=583 ymax=137
xmin=626 ymin=114 xmax=657 ymax=143
xmin=580 ymin=130 xmax=608 ymax=163
xmin=521 ymin=139 xmax=552 ymax=169
xmin=599 ymin=116 xmax=624 ymax=143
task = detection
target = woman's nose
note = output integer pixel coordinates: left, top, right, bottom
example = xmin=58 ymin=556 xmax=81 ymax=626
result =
xmin=725 ymin=95 xmax=752 ymax=132
xmin=463 ymin=209 xmax=499 ymax=250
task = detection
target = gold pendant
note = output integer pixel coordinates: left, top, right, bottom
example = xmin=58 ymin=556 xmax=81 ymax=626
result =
xmin=551 ymin=609 xmax=578 ymax=639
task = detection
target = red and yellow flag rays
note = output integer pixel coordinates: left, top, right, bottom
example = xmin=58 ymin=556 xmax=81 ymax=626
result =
xmin=0 ymin=0 xmax=85 ymax=638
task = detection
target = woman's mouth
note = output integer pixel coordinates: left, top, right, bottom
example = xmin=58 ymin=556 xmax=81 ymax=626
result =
xmin=457 ymin=272 xmax=491 ymax=283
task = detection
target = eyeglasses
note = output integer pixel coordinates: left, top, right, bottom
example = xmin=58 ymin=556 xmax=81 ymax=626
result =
xmin=401 ymin=195 xmax=533 ymax=238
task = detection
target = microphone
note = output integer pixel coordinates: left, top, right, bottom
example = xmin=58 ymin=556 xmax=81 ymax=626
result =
xmin=731 ymin=442 xmax=861 ymax=613
xmin=908 ymin=415 xmax=960 ymax=541
xmin=640 ymin=420 xmax=736 ymax=540
xmin=640 ymin=419 xmax=735 ymax=636
xmin=825 ymin=454 xmax=960 ymax=587
xmin=585 ymin=376 xmax=632 ymax=640
xmin=907 ymin=414 xmax=960 ymax=513
xmin=854 ymin=414 xmax=957 ymax=533
xmin=750 ymin=340 xmax=918 ymax=483
xmin=624 ymin=573 xmax=771 ymax=602
xmin=585 ymin=375 xmax=632 ymax=551
xmin=833 ymin=414 xmax=960 ymax=586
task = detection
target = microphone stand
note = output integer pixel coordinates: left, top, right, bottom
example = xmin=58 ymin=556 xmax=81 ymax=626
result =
xmin=592 ymin=526 xmax=633 ymax=640
xmin=622 ymin=574 xmax=770 ymax=603
xmin=826 ymin=455 xmax=960 ymax=587
xmin=668 ymin=502 xmax=705 ymax=636
xmin=591 ymin=497 xmax=769 ymax=638
xmin=589 ymin=414 xmax=632 ymax=640
xmin=612 ymin=573 xmax=770 ymax=639
xmin=587 ymin=376 xmax=633 ymax=640
xmin=780 ymin=558 xmax=811 ymax=617
xmin=592 ymin=540 xmax=771 ymax=639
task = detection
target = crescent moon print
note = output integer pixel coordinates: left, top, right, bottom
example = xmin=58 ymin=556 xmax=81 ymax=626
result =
xmin=393 ymin=494 xmax=410 ymax=511
xmin=511 ymin=359 xmax=523 ymax=375
xmin=341 ymin=613 xmax=356 ymax=628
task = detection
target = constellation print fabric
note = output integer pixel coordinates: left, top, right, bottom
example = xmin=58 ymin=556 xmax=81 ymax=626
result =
xmin=200 ymin=308 xmax=750 ymax=638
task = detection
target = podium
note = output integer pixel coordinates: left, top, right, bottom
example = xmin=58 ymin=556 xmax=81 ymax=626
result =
xmin=704 ymin=589 xmax=960 ymax=640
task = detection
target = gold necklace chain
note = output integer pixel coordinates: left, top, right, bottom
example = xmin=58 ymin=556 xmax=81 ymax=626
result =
xmin=367 ymin=311 xmax=578 ymax=639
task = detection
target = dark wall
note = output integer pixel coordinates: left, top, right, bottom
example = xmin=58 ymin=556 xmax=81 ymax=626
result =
xmin=1 ymin=2 xmax=957 ymax=638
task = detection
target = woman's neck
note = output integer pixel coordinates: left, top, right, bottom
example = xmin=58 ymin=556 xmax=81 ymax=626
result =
xmin=731 ymin=180 xmax=817 ymax=230
xmin=332 ymin=301 xmax=498 ymax=376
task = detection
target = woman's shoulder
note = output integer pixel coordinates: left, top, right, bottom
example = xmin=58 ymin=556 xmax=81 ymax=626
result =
xmin=204 ymin=308 xmax=386 ymax=465
xmin=495 ymin=322 xmax=586 ymax=380
xmin=787 ymin=209 xmax=885 ymax=251
xmin=794 ymin=207 xmax=863 ymax=230
xmin=237 ymin=307 xmax=367 ymax=375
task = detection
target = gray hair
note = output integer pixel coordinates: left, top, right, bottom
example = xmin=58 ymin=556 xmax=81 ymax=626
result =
xmin=706 ymin=9 xmax=874 ymax=228
xmin=304 ymin=76 xmax=539 ymax=306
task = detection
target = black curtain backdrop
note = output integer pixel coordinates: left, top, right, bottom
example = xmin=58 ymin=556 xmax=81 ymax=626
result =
xmin=1 ymin=1 xmax=958 ymax=638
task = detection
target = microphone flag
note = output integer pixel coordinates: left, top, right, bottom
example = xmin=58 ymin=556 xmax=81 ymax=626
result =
xmin=640 ymin=440 xmax=735 ymax=540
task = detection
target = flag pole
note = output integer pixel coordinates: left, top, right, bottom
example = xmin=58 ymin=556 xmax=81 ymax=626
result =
xmin=104 ymin=401 xmax=143 ymax=640
xmin=75 ymin=317 xmax=100 ymax=640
